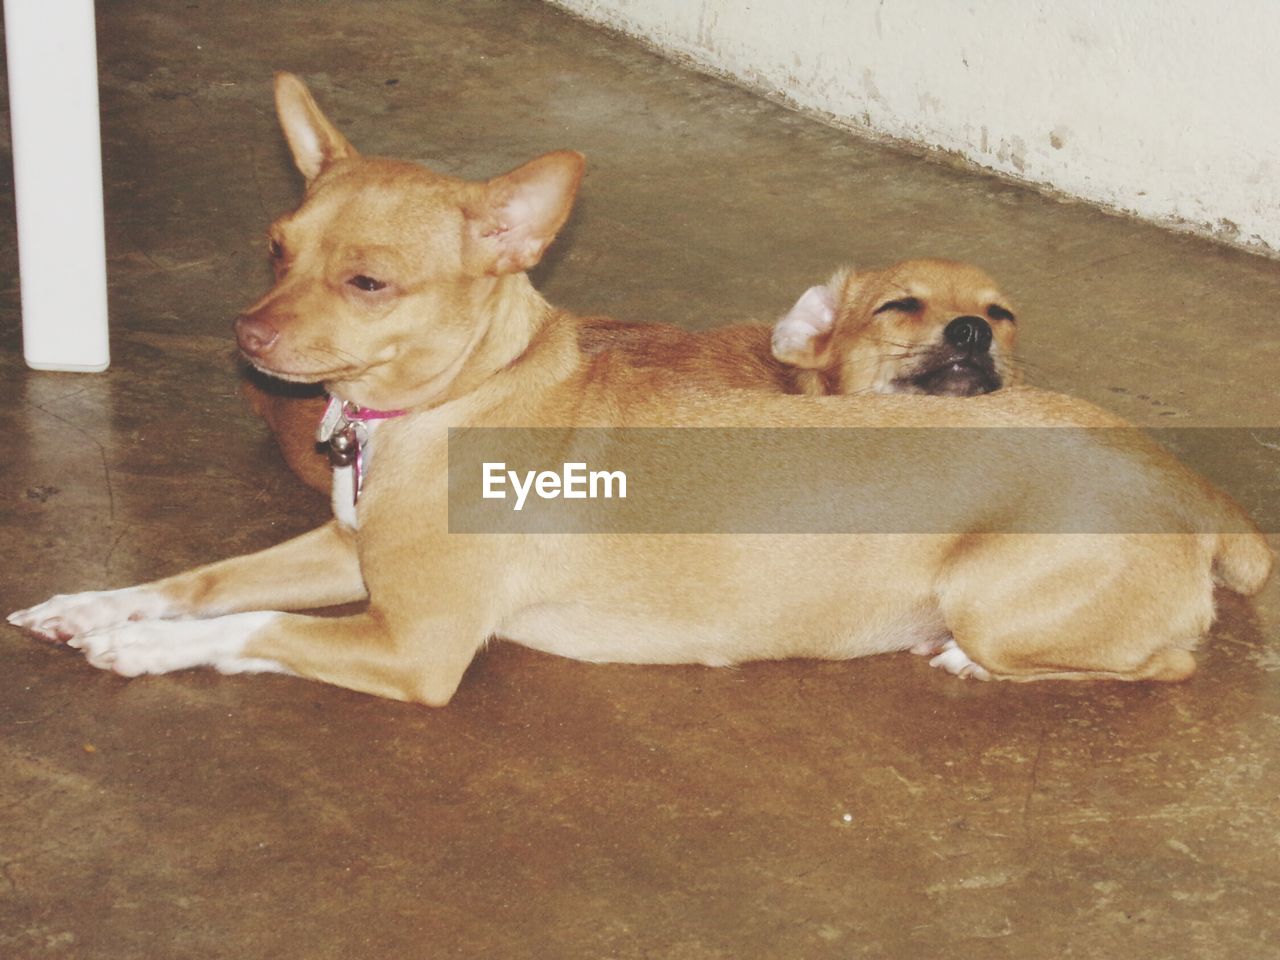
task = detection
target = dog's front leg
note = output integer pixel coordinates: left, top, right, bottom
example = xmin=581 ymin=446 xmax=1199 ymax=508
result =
xmin=8 ymin=520 xmax=366 ymax=641
xmin=72 ymin=608 xmax=485 ymax=706
xmin=247 ymin=609 xmax=486 ymax=705
xmin=69 ymin=612 xmax=297 ymax=677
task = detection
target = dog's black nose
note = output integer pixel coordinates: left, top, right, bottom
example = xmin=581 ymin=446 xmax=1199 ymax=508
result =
xmin=944 ymin=315 xmax=992 ymax=353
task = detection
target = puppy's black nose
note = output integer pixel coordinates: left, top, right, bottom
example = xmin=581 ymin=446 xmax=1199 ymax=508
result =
xmin=944 ymin=315 xmax=992 ymax=354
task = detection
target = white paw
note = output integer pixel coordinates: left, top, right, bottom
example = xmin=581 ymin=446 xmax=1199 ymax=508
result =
xmin=8 ymin=587 xmax=170 ymax=642
xmin=67 ymin=613 xmax=289 ymax=677
xmin=928 ymin=639 xmax=992 ymax=681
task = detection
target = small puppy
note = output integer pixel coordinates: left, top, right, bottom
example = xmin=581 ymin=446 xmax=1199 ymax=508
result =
xmin=246 ymin=258 xmax=1021 ymax=494
xmin=770 ymin=261 xmax=1019 ymax=397
xmin=9 ymin=75 xmax=1270 ymax=707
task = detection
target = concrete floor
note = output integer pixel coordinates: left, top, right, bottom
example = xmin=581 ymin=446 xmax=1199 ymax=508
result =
xmin=2 ymin=1 xmax=1278 ymax=957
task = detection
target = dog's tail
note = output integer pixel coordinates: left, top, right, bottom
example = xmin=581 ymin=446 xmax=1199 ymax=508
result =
xmin=1210 ymin=493 xmax=1274 ymax=595
xmin=1214 ymin=531 xmax=1273 ymax=595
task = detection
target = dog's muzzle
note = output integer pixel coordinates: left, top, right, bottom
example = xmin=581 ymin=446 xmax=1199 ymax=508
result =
xmin=896 ymin=315 xmax=1002 ymax=397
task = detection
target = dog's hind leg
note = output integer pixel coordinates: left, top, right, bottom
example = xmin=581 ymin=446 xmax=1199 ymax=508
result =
xmin=9 ymin=520 xmax=366 ymax=641
xmin=934 ymin=533 xmax=1216 ymax=682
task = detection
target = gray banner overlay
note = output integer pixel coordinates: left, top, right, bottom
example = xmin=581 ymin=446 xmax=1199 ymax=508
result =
xmin=447 ymin=428 xmax=1280 ymax=534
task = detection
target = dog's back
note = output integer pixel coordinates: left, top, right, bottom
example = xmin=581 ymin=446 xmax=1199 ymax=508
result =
xmin=577 ymin=316 xmax=795 ymax=392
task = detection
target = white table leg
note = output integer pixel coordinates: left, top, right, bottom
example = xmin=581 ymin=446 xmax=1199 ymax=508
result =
xmin=5 ymin=0 xmax=110 ymax=372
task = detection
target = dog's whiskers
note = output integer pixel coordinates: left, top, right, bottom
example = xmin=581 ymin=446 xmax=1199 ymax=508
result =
xmin=999 ymin=353 xmax=1042 ymax=375
xmin=305 ymin=343 xmax=368 ymax=372
xmin=863 ymin=336 xmax=919 ymax=351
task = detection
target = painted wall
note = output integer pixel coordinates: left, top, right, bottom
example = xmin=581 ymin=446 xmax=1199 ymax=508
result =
xmin=550 ymin=0 xmax=1280 ymax=254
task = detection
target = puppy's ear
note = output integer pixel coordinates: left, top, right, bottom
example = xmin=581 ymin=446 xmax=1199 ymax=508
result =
xmin=274 ymin=72 xmax=358 ymax=184
xmin=771 ymin=282 xmax=839 ymax=369
xmin=465 ymin=151 xmax=585 ymax=275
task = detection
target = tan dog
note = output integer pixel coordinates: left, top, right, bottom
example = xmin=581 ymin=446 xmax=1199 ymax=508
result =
xmin=9 ymin=74 xmax=1271 ymax=706
xmin=245 ymin=258 xmax=1021 ymax=494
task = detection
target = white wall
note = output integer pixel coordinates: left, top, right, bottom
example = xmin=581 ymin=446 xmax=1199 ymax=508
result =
xmin=550 ymin=0 xmax=1280 ymax=255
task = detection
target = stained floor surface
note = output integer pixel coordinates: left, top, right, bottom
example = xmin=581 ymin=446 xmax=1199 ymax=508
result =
xmin=1 ymin=2 xmax=1278 ymax=958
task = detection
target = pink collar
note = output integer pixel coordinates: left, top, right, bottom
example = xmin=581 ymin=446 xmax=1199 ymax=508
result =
xmin=316 ymin=395 xmax=407 ymax=438
xmin=340 ymin=401 xmax=408 ymax=422
xmin=316 ymin=396 xmax=409 ymax=505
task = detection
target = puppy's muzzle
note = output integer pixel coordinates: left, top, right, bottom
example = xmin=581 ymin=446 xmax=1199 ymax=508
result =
xmin=235 ymin=314 xmax=280 ymax=358
xmin=897 ymin=314 xmax=1001 ymax=397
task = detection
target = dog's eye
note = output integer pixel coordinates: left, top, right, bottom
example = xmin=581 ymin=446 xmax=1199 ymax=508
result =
xmin=348 ymin=275 xmax=388 ymax=293
xmin=874 ymin=297 xmax=923 ymax=315
xmin=987 ymin=304 xmax=1016 ymax=323
xmin=268 ymin=238 xmax=284 ymax=260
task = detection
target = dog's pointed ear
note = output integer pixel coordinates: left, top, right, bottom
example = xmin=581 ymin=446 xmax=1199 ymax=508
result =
xmin=771 ymin=280 xmax=840 ymax=369
xmin=465 ymin=151 xmax=585 ymax=275
xmin=274 ymin=72 xmax=358 ymax=183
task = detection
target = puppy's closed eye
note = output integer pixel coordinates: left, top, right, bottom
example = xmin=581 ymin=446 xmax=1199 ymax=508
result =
xmin=874 ymin=297 xmax=924 ymax=315
xmin=348 ymin=274 xmax=388 ymax=293
xmin=986 ymin=304 xmax=1016 ymax=323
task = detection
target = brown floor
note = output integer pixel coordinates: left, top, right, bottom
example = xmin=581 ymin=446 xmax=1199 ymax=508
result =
xmin=2 ymin=2 xmax=1279 ymax=958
